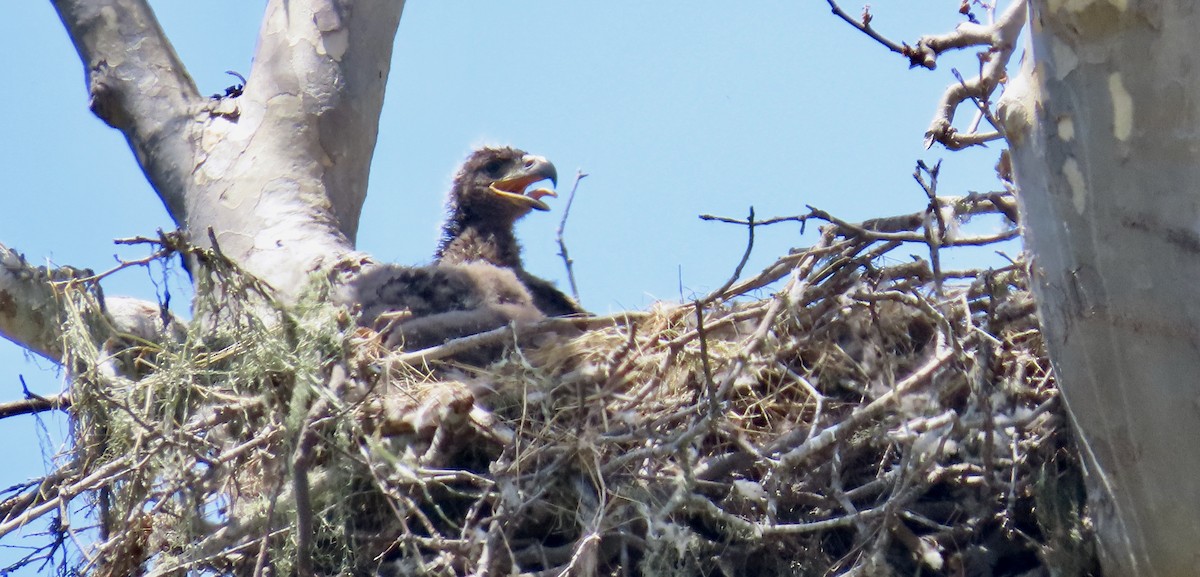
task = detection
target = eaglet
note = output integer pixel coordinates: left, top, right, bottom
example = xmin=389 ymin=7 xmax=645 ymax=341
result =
xmin=352 ymin=261 xmax=542 ymax=351
xmin=349 ymin=147 xmax=581 ymax=352
xmin=434 ymin=146 xmax=586 ymax=317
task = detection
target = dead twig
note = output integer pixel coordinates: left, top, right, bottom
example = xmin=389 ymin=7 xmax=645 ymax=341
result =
xmin=700 ymin=206 xmax=757 ymax=304
xmin=824 ymin=1 xmax=908 ymax=58
xmin=556 ymin=170 xmax=588 ymax=302
xmin=915 ymin=160 xmax=945 ymax=293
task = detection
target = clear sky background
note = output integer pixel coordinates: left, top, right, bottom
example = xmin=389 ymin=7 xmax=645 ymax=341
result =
xmin=0 ymin=2 xmax=1015 ymax=572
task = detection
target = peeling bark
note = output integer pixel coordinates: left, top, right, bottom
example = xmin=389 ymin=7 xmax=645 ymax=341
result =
xmin=7 ymin=0 xmax=404 ymax=360
xmin=52 ymin=0 xmax=202 ymax=221
xmin=51 ymin=0 xmax=404 ymax=302
xmin=1003 ymin=2 xmax=1200 ymax=574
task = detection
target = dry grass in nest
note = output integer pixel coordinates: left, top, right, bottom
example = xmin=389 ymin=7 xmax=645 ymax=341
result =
xmin=1 ymin=190 xmax=1095 ymax=577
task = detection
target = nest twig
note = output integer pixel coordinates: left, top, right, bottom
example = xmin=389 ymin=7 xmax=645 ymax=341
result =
xmin=0 ymin=186 xmax=1094 ymax=577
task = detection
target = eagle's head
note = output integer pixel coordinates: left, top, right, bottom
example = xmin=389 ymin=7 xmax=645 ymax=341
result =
xmin=448 ymin=146 xmax=559 ymax=223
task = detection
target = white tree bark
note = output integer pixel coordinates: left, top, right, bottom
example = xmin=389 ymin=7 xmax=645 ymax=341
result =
xmin=1 ymin=0 xmax=407 ymax=363
xmin=1002 ymin=2 xmax=1200 ymax=574
xmin=0 ymin=242 xmax=75 ymax=361
xmin=0 ymin=242 xmax=182 ymax=362
xmin=53 ymin=0 xmax=403 ymax=301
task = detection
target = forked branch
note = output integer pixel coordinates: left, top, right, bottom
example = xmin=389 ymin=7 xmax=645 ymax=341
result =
xmin=826 ymin=0 xmax=1028 ymax=150
xmin=922 ymin=0 xmax=1027 ymax=149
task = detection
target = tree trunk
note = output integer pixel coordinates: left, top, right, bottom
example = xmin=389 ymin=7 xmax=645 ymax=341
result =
xmin=3 ymin=0 xmax=405 ymax=375
xmin=1003 ymin=2 xmax=1200 ymax=574
xmin=53 ymin=0 xmax=403 ymax=302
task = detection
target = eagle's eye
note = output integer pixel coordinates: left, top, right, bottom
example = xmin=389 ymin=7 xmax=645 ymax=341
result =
xmin=482 ymin=160 xmax=505 ymax=177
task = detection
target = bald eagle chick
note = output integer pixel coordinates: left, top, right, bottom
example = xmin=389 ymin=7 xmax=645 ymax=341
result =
xmin=435 ymin=146 xmax=586 ymax=317
xmin=352 ymin=262 xmax=543 ymax=351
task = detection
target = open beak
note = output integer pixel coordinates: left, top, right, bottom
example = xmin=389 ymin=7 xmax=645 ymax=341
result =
xmin=488 ymin=155 xmax=558 ymax=211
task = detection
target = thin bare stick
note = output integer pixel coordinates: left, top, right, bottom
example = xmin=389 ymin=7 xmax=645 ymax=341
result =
xmin=556 ymin=170 xmax=588 ymax=302
xmin=700 ymin=214 xmax=807 ymax=227
xmin=824 ymin=0 xmax=907 ymax=57
xmin=700 ymin=207 xmax=757 ymax=303
xmin=915 ymin=160 xmax=945 ymax=293
xmin=391 ymin=313 xmax=645 ymax=364
xmin=694 ymin=301 xmax=718 ymax=415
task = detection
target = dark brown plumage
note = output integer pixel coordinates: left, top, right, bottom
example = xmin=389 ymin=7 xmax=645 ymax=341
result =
xmin=352 ymin=262 xmax=542 ymax=351
xmin=435 ymin=146 xmax=586 ymax=317
xmin=345 ymin=147 xmax=585 ymax=355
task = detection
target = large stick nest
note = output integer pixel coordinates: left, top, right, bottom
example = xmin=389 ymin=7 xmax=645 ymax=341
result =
xmin=3 ymin=190 xmax=1095 ymax=577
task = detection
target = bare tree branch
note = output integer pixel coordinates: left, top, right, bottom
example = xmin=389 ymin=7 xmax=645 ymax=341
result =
xmin=922 ymin=0 xmax=1027 ymax=149
xmin=824 ymin=1 xmax=907 ymax=58
xmin=914 ymin=160 xmax=945 ymax=293
xmin=699 ymin=207 xmax=757 ymax=304
xmin=826 ymin=0 xmax=1027 ymax=150
xmin=0 ymin=240 xmax=184 ymax=364
xmin=556 ymin=170 xmax=588 ymax=302
xmin=51 ymin=1 xmax=405 ymax=301
xmin=695 ymin=188 xmax=1018 ymax=305
xmin=51 ymin=0 xmax=202 ymax=222
xmin=0 ymin=242 xmax=74 ymax=361
xmin=0 ymin=392 xmax=70 ymax=420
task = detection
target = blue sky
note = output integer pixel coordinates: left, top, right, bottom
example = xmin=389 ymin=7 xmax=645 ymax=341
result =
xmin=0 ymin=2 xmax=1014 ymax=571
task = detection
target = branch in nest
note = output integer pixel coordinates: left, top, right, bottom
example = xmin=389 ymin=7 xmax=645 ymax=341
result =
xmin=696 ymin=189 xmax=1018 ymax=302
xmin=0 ymin=456 xmax=138 ymax=539
xmin=0 ymin=392 xmax=70 ymax=420
xmin=291 ymin=399 xmax=330 ymax=577
xmin=774 ymin=344 xmax=958 ymax=472
xmin=699 ymin=207 xmax=758 ymax=305
xmin=0 ymin=231 xmax=190 ymax=366
xmin=390 ymin=313 xmax=646 ymax=365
